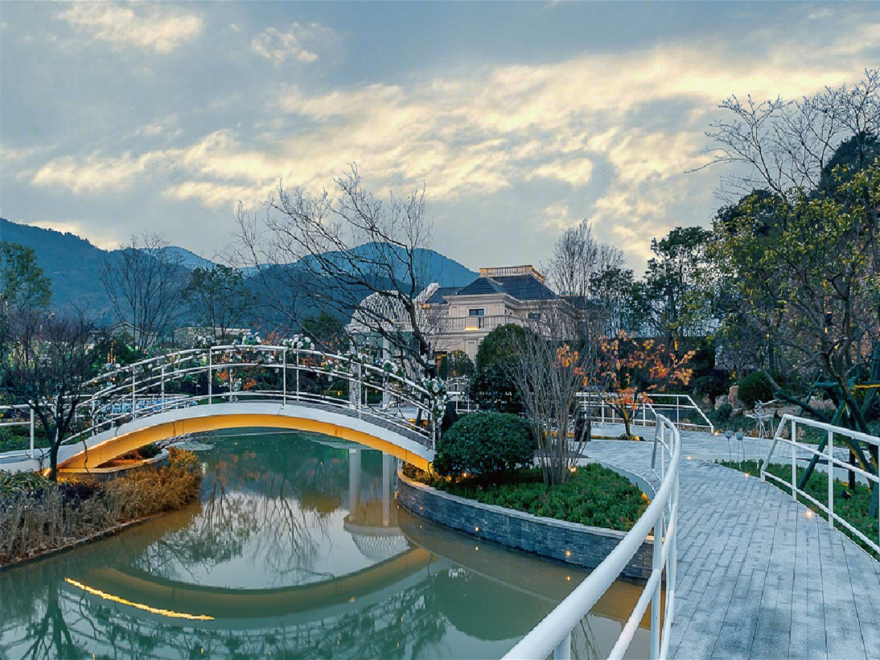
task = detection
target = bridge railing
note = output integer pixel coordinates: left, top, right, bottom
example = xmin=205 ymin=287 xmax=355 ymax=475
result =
xmin=579 ymin=392 xmax=714 ymax=433
xmin=760 ymin=414 xmax=880 ymax=556
xmin=503 ymin=414 xmax=681 ymax=660
xmin=63 ymin=345 xmax=440 ymax=450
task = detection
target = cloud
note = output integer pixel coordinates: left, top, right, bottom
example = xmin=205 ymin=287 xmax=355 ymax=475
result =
xmin=251 ymin=22 xmax=337 ymax=66
xmin=25 ymin=9 xmax=879 ymax=268
xmin=57 ymin=3 xmax=202 ymax=53
xmin=31 ymin=150 xmax=169 ymax=194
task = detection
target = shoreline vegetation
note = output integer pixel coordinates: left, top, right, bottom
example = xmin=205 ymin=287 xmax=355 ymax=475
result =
xmin=0 ymin=447 xmax=201 ymax=568
xmin=402 ymin=463 xmax=649 ymax=532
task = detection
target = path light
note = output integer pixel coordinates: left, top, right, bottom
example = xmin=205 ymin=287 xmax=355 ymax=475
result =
xmin=725 ymin=430 xmax=734 ymax=462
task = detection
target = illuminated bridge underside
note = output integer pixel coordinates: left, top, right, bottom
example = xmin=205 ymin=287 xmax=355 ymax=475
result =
xmin=56 ymin=402 xmax=433 ymax=473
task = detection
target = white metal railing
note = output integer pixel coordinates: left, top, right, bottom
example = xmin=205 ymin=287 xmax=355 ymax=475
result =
xmin=445 ymin=315 xmax=521 ymax=332
xmin=504 ymin=415 xmax=681 ymax=660
xmin=0 ymin=404 xmax=36 ymax=458
xmin=760 ymin=414 xmax=880 ymax=555
xmin=579 ymin=392 xmax=714 ymax=433
xmin=51 ymin=345 xmax=439 ymax=452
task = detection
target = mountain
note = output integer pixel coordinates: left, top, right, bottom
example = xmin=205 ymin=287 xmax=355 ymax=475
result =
xmin=1 ymin=219 xmax=478 ymax=320
xmin=157 ymin=246 xmax=217 ymax=271
xmin=0 ymin=218 xmax=113 ymax=314
xmin=299 ymin=242 xmax=477 ymax=288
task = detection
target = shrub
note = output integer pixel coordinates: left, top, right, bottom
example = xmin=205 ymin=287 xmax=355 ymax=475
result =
xmin=738 ymin=372 xmax=774 ymax=409
xmin=713 ymin=402 xmax=733 ymax=423
xmin=433 ymin=411 xmax=533 ymax=478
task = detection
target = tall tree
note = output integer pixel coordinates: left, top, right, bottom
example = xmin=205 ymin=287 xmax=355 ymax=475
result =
xmin=0 ymin=310 xmax=103 ymax=480
xmin=185 ymin=264 xmax=252 ymax=342
xmin=236 ymin=166 xmax=440 ymax=375
xmin=637 ymin=226 xmax=716 ymax=346
xmin=99 ymin=234 xmax=190 ymax=354
xmin=0 ymin=241 xmax=51 ymax=312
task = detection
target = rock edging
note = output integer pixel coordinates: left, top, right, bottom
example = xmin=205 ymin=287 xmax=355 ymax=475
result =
xmin=397 ymin=470 xmax=652 ymax=579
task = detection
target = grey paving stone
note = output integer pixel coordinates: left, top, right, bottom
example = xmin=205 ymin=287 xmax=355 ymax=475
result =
xmin=582 ymin=434 xmax=880 ymax=660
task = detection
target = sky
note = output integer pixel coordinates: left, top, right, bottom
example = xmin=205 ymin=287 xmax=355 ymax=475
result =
xmin=1 ymin=1 xmax=878 ymax=275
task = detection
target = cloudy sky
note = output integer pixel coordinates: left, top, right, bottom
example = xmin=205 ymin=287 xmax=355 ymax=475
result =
xmin=1 ymin=2 xmax=878 ymax=274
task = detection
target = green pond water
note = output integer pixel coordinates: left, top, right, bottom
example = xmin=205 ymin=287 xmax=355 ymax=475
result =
xmin=0 ymin=430 xmax=649 ymax=659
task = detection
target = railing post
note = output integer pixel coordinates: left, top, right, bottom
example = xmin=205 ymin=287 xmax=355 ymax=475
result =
xmin=131 ymin=368 xmax=136 ymax=417
xmin=208 ymin=348 xmax=213 ymax=402
xmin=282 ymin=348 xmax=287 ymax=407
xmin=790 ymin=418 xmax=797 ymax=500
xmin=676 ymin=397 xmax=680 ymax=425
xmin=29 ymin=408 xmax=34 ymax=459
xmin=553 ymin=633 xmax=571 ymax=660
xmin=296 ymin=349 xmax=300 ymax=400
xmin=827 ymin=430 xmax=834 ymax=529
xmin=161 ymin=365 xmax=165 ymax=410
xmin=650 ymin=516 xmax=663 ymax=659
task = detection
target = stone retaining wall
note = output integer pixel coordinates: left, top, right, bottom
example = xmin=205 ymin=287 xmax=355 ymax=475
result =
xmin=397 ymin=471 xmax=653 ymax=579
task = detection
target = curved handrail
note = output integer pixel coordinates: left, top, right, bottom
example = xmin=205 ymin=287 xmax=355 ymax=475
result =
xmin=503 ymin=414 xmax=681 ymax=660
xmin=61 ymin=345 xmax=441 ymax=450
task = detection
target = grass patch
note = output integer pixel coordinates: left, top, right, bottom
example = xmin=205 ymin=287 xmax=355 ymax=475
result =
xmin=403 ymin=463 xmax=649 ymax=532
xmin=719 ymin=459 xmax=879 ymax=560
xmin=0 ymin=448 xmax=201 ymax=567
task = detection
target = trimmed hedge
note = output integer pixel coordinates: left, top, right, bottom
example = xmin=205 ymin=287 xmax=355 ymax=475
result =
xmin=433 ymin=411 xmax=533 ymax=478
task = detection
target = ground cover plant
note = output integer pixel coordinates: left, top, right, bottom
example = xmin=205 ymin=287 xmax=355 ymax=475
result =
xmin=0 ymin=448 xmax=201 ymax=566
xmin=405 ymin=462 xmax=649 ymax=532
xmin=720 ymin=459 xmax=878 ymax=560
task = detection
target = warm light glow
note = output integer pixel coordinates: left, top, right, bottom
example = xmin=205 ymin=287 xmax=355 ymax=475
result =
xmin=64 ymin=578 xmax=214 ymax=621
xmin=565 ymin=550 xmax=572 ymax=557
xmin=474 ymin=526 xmax=480 ymax=532
xmin=805 ymin=510 xmax=815 ymax=519
xmin=570 ymin=466 xmax=577 ymax=473
xmin=349 ymin=596 xmax=356 ymax=602
xmin=566 ymin=576 xmax=571 ymax=581
xmin=686 ymin=455 xmax=692 ymax=460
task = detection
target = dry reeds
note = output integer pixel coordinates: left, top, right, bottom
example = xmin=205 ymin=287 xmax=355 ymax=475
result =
xmin=0 ymin=449 xmax=201 ymax=566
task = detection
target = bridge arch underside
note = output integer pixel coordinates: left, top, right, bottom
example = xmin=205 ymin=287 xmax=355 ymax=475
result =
xmin=57 ymin=404 xmax=433 ymax=474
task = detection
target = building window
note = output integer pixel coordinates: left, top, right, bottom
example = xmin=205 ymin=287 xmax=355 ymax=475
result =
xmin=469 ymin=308 xmax=485 ymax=316
xmin=528 ymin=312 xmax=541 ymax=320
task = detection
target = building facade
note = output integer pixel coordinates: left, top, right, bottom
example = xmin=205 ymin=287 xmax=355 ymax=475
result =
xmin=427 ymin=265 xmax=556 ymax=361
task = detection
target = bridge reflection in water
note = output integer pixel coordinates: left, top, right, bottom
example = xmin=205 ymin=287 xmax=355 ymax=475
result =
xmin=0 ymin=430 xmax=650 ymax=659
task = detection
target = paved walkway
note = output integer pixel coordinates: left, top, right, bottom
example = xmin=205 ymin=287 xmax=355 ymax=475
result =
xmin=584 ymin=430 xmax=880 ymax=660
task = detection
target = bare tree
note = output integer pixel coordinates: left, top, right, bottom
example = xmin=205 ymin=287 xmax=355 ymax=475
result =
xmin=508 ymin=223 xmax=615 ymax=485
xmin=0 ymin=309 xmax=103 ymax=480
xmin=99 ymin=234 xmax=189 ymax=354
xmin=704 ymin=69 xmax=880 ymax=200
xmin=184 ymin=265 xmax=253 ymax=342
xmin=236 ymin=166 xmax=441 ymax=375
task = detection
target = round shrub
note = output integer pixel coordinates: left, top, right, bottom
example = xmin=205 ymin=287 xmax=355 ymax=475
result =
xmin=433 ymin=412 xmax=534 ymax=478
xmin=738 ymin=372 xmax=774 ymax=409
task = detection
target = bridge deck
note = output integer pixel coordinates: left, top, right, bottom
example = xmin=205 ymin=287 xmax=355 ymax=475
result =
xmin=585 ymin=431 xmax=880 ymax=660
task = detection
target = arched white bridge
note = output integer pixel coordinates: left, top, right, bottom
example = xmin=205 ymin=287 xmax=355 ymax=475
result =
xmin=6 ymin=343 xmax=444 ymax=474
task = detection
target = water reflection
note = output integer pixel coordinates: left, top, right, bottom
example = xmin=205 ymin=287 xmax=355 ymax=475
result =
xmin=0 ymin=430 xmax=649 ymax=659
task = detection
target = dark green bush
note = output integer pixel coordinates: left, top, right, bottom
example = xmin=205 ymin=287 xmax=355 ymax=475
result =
xmin=433 ymin=412 xmax=533 ymax=478
xmin=713 ymin=402 xmax=733 ymax=423
xmin=738 ymin=372 xmax=774 ymax=409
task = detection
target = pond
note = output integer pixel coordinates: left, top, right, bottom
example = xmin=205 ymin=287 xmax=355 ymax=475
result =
xmin=0 ymin=430 xmax=649 ymax=659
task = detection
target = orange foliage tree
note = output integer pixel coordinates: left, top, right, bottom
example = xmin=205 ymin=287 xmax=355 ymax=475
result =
xmin=596 ymin=332 xmax=694 ymax=439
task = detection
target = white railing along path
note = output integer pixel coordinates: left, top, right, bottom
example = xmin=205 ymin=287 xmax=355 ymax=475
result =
xmin=504 ymin=415 xmax=681 ymax=660
xmin=760 ymin=414 xmax=880 ymax=556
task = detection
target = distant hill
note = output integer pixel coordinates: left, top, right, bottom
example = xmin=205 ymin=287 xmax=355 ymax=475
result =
xmin=0 ymin=218 xmax=113 ymax=314
xmin=0 ymin=219 xmax=478 ymax=322
xmin=157 ymin=246 xmax=217 ymax=271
